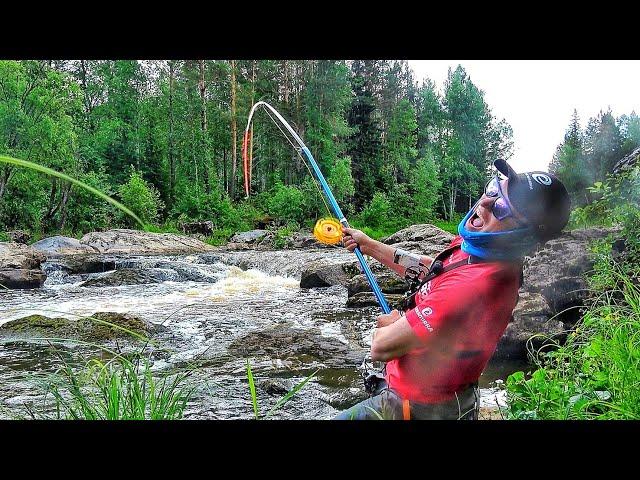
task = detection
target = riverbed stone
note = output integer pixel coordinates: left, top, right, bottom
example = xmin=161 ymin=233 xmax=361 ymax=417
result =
xmin=80 ymin=268 xmax=164 ymax=287
xmin=345 ymin=292 xmax=406 ymax=310
xmin=347 ymin=271 xmax=410 ymax=297
xmin=0 ymin=312 xmax=160 ymax=341
xmin=80 ymin=229 xmax=214 ymax=255
xmin=300 ymin=258 xmax=358 ymax=288
xmin=44 ymin=255 xmax=117 ymax=275
xmin=227 ymin=325 xmax=367 ymax=369
xmin=0 ymin=242 xmax=47 ymax=289
xmin=31 ymin=236 xmax=96 ymax=255
xmin=0 ymin=269 xmax=47 ymax=289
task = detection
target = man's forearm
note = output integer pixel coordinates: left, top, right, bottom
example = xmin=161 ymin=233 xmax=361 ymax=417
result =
xmin=360 ymin=239 xmax=406 ymax=276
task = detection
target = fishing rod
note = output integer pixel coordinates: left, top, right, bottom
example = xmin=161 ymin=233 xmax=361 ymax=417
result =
xmin=242 ymin=101 xmax=391 ymax=315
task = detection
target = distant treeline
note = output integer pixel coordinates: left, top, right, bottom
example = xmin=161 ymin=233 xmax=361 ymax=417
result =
xmin=0 ymin=60 xmax=636 ymax=238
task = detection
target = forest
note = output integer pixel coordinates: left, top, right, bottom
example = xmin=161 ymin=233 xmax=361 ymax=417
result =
xmin=2 ymin=60 xmax=638 ymax=242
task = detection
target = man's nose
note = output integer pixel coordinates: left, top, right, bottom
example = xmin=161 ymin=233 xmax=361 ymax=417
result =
xmin=477 ymin=195 xmax=496 ymax=208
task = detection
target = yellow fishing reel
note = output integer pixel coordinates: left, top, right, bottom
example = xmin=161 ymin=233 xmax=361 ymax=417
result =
xmin=313 ymin=217 xmax=343 ymax=245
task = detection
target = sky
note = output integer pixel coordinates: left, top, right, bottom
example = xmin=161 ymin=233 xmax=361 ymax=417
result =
xmin=407 ymin=60 xmax=640 ymax=173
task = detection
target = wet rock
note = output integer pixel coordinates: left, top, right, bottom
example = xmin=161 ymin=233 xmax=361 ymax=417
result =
xmin=0 ymin=312 xmax=161 ymax=342
xmin=300 ymin=258 xmax=358 ymax=288
xmin=259 ymin=379 xmax=289 ymax=395
xmin=0 ymin=242 xmax=47 ymax=289
xmin=346 ymin=292 xmax=406 ymax=310
xmin=31 ymin=236 xmax=96 ymax=255
xmin=522 ymin=227 xmax=619 ymax=325
xmin=227 ymin=325 xmax=367 ymax=369
xmin=7 ymin=230 xmax=31 ymax=245
xmin=281 ymin=233 xmax=328 ymax=249
xmin=44 ymin=255 xmax=116 ymax=275
xmin=80 ymin=229 xmax=214 ymax=255
xmin=494 ymin=292 xmax=564 ymax=360
xmin=323 ymin=388 xmax=369 ymax=410
xmin=0 ymin=242 xmax=46 ymax=270
xmin=347 ymin=272 xmax=410 ymax=296
xmin=0 ymin=269 xmax=47 ymax=289
xmin=80 ymin=268 xmax=164 ymax=287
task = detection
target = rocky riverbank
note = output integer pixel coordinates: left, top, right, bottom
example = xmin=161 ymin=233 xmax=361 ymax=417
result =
xmin=1 ymin=224 xmax=622 ymax=364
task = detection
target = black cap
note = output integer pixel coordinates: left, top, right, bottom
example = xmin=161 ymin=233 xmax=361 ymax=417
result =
xmin=493 ymin=159 xmax=571 ymax=240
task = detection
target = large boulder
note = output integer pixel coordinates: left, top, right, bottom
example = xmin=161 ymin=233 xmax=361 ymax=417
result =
xmin=522 ymin=227 xmax=619 ymax=325
xmin=0 ymin=269 xmax=47 ymax=289
xmin=300 ymin=258 xmax=359 ymax=288
xmin=494 ymin=292 xmax=564 ymax=360
xmin=612 ymin=146 xmax=640 ymax=174
xmin=80 ymin=229 xmax=214 ymax=255
xmin=0 ymin=242 xmax=47 ymax=289
xmin=31 ymin=236 xmax=96 ymax=255
xmin=0 ymin=312 xmax=161 ymax=341
xmin=382 ymin=224 xmax=455 ymax=258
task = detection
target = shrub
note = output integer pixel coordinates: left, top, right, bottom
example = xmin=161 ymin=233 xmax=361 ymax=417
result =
xmin=117 ymin=167 xmax=164 ymax=227
xmin=266 ymin=182 xmax=306 ymax=225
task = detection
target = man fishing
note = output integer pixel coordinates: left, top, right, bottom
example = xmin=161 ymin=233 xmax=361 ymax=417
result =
xmin=335 ymin=159 xmax=571 ymax=420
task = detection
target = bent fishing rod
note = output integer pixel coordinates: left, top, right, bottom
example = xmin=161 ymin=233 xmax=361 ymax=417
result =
xmin=242 ymin=101 xmax=391 ymax=315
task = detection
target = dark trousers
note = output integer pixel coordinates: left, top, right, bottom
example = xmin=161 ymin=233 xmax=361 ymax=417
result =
xmin=334 ymin=381 xmax=480 ymax=420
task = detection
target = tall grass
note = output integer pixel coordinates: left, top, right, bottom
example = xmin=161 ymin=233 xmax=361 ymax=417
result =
xmin=245 ymin=358 xmax=319 ymax=420
xmin=40 ymin=356 xmax=195 ymax=420
xmin=505 ymin=261 xmax=640 ymax=419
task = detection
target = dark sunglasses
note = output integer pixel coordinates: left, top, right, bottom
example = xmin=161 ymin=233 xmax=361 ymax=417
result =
xmin=484 ymin=176 xmax=526 ymax=225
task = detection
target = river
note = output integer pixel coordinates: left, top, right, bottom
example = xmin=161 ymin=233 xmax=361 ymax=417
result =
xmin=0 ymin=248 xmax=528 ymax=419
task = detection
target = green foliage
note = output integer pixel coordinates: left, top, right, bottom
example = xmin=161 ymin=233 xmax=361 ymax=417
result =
xmin=43 ymin=357 xmax=193 ymax=420
xmin=409 ymin=156 xmax=442 ymax=224
xmin=433 ymin=216 xmax=463 ymax=235
xmin=356 ymin=192 xmax=393 ymax=230
xmin=271 ymin=222 xmax=299 ymax=249
xmin=506 ymin=268 xmax=640 ymax=419
xmin=171 ymin=182 xmax=250 ymax=232
xmin=117 ymin=167 xmax=164 ymax=227
xmin=65 ymin=170 xmax=115 ymax=232
xmin=266 ymin=182 xmax=306 ymax=225
xmin=327 ymin=156 xmax=355 ymax=214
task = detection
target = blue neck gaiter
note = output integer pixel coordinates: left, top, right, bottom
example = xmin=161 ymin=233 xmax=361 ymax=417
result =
xmin=457 ymin=205 xmax=538 ymax=261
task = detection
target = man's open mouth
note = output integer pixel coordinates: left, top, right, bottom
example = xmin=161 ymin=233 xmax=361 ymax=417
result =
xmin=469 ymin=210 xmax=484 ymax=229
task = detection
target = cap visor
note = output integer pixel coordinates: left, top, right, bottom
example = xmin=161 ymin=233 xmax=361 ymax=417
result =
xmin=493 ymin=159 xmax=518 ymax=180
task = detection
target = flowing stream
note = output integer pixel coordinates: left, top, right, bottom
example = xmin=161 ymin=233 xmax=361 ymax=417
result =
xmin=0 ymin=248 xmax=526 ymax=419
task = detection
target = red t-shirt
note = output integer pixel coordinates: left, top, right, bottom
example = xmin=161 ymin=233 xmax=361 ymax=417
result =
xmin=385 ymin=236 xmax=521 ymax=403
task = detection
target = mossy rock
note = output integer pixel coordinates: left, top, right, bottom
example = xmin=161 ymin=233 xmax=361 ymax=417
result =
xmin=0 ymin=312 xmax=156 ymax=342
xmin=76 ymin=312 xmax=153 ymax=340
xmin=0 ymin=315 xmax=76 ymax=337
